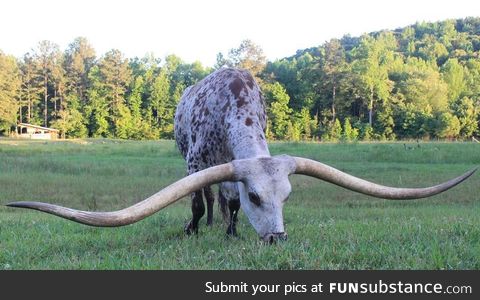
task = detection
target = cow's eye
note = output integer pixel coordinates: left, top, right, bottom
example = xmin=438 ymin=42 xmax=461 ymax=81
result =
xmin=248 ymin=192 xmax=261 ymax=206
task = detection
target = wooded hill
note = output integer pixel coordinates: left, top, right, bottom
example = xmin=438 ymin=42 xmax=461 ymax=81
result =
xmin=0 ymin=17 xmax=479 ymax=140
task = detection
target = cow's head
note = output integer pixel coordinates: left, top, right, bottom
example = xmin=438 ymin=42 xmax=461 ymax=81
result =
xmin=6 ymin=155 xmax=476 ymax=242
xmin=233 ymin=155 xmax=295 ymax=242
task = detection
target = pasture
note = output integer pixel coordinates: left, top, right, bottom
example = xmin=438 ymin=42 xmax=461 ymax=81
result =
xmin=0 ymin=139 xmax=479 ymax=270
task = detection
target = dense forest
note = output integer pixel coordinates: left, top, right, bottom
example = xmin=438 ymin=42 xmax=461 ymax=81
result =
xmin=1 ymin=17 xmax=479 ymax=141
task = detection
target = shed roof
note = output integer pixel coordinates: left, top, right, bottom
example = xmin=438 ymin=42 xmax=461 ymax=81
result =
xmin=18 ymin=123 xmax=59 ymax=132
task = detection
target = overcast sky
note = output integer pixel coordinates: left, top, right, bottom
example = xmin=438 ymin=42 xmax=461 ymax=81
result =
xmin=1 ymin=0 xmax=479 ymax=66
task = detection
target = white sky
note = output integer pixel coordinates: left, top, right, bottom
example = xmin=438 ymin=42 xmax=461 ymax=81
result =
xmin=1 ymin=0 xmax=479 ymax=66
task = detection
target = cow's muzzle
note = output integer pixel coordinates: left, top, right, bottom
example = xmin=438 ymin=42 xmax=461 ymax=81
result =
xmin=262 ymin=232 xmax=288 ymax=244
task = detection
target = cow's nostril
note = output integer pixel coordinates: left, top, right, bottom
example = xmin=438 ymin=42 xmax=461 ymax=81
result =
xmin=269 ymin=235 xmax=275 ymax=244
xmin=263 ymin=232 xmax=287 ymax=244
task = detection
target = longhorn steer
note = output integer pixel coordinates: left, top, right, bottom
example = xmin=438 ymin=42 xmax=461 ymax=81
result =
xmin=174 ymin=68 xmax=271 ymax=238
xmin=7 ymin=68 xmax=476 ymax=243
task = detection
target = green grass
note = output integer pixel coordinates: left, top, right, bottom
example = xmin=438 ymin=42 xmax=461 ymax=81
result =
xmin=0 ymin=138 xmax=479 ymax=270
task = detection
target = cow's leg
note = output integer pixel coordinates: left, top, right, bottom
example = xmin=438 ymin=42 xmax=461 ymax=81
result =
xmin=226 ymin=198 xmax=240 ymax=236
xmin=184 ymin=190 xmax=205 ymax=235
xmin=218 ymin=187 xmax=229 ymax=222
xmin=204 ymin=186 xmax=214 ymax=226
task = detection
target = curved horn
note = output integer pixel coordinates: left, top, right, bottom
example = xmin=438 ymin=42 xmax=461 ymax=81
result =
xmin=6 ymin=163 xmax=236 ymax=227
xmin=293 ymin=157 xmax=476 ymax=200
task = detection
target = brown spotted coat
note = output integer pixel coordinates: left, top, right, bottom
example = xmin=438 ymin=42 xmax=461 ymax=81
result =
xmin=174 ymin=68 xmax=269 ymax=231
xmin=174 ymin=68 xmax=269 ymax=174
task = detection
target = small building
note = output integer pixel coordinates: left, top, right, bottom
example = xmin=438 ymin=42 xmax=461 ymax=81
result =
xmin=16 ymin=123 xmax=59 ymax=140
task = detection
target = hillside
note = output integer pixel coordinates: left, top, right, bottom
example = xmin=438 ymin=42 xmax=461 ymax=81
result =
xmin=265 ymin=17 xmax=480 ymax=140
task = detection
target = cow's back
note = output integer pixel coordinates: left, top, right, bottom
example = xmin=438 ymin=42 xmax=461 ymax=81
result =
xmin=174 ymin=68 xmax=268 ymax=172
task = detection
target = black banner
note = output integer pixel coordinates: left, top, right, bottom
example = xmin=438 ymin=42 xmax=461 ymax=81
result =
xmin=1 ymin=271 xmax=477 ymax=299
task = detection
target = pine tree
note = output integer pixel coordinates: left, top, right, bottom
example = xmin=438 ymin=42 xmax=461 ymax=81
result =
xmin=322 ymin=39 xmax=348 ymax=122
xmin=299 ymin=107 xmax=312 ymax=140
xmin=85 ymin=65 xmax=109 ymax=137
xmin=64 ymin=37 xmax=96 ymax=105
xmin=97 ymin=49 xmax=132 ymax=137
xmin=33 ymin=40 xmax=60 ymax=127
xmin=342 ymin=118 xmax=359 ymax=142
xmin=19 ymin=53 xmax=42 ymax=124
xmin=227 ymin=39 xmax=266 ymax=81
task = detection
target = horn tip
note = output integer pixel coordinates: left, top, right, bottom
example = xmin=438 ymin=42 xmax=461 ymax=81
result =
xmin=466 ymin=167 xmax=477 ymax=177
xmin=455 ymin=167 xmax=477 ymax=185
xmin=5 ymin=201 xmax=40 ymax=209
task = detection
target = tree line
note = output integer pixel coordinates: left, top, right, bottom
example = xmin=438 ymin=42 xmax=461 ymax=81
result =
xmin=0 ymin=38 xmax=211 ymax=139
xmin=0 ymin=17 xmax=479 ymax=141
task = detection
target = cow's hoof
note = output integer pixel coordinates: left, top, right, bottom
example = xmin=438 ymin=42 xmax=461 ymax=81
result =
xmin=226 ymin=225 xmax=237 ymax=236
xmin=184 ymin=220 xmax=198 ymax=235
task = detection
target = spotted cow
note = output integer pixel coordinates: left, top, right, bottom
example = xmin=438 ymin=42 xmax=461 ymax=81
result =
xmin=174 ymin=68 xmax=269 ymax=236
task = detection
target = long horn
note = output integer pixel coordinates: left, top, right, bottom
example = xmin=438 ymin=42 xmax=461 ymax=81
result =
xmin=293 ymin=157 xmax=476 ymax=200
xmin=6 ymin=163 xmax=236 ymax=226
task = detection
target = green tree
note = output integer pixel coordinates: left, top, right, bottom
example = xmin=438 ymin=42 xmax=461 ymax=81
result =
xmin=322 ymin=118 xmax=342 ymax=141
xmin=114 ymin=104 xmax=133 ymax=139
xmin=0 ymin=52 xmax=20 ymax=134
xmin=360 ymin=124 xmax=374 ymax=141
xmin=399 ymin=26 xmax=416 ymax=55
xmin=342 ymin=118 xmax=359 ymax=141
xmin=321 ymin=39 xmax=348 ymax=121
xmin=126 ymin=75 xmax=147 ymax=139
xmin=376 ymin=104 xmax=396 ymax=140
xmin=214 ymin=52 xmax=228 ymax=69
xmin=465 ymin=59 xmax=480 ymax=100
xmin=97 ymin=49 xmax=132 ymax=137
xmin=299 ymin=107 xmax=313 ymax=140
xmin=264 ymin=82 xmax=292 ymax=139
xmin=397 ymin=58 xmax=449 ymax=113
xmin=227 ymin=39 xmax=266 ymax=81
xmin=50 ymin=95 xmax=87 ymax=138
xmin=50 ymin=50 xmax=67 ymax=124
xmin=149 ymin=68 xmax=170 ymax=134
xmin=64 ymin=37 xmax=96 ymax=105
xmin=451 ymin=97 xmax=478 ymax=138
xmin=351 ymin=33 xmax=395 ymax=127
xmin=395 ymin=103 xmax=433 ymax=139
xmin=417 ymin=34 xmax=449 ymax=64
xmin=266 ymin=52 xmax=315 ymax=112
xmin=33 ymin=40 xmax=60 ymax=127
xmin=19 ymin=53 xmax=42 ymax=124
xmin=285 ymin=120 xmax=301 ymax=141
xmin=432 ymin=111 xmax=461 ymax=139
xmin=85 ymin=66 xmax=109 ymax=137
xmin=439 ymin=20 xmax=457 ymax=49
xmin=442 ymin=58 xmax=466 ymax=102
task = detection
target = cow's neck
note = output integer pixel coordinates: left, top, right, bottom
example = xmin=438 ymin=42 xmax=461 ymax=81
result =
xmin=230 ymin=132 xmax=270 ymax=160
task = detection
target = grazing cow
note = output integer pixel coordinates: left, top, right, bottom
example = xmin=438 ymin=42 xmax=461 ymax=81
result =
xmin=7 ymin=68 xmax=476 ymax=243
xmin=174 ymin=68 xmax=268 ymax=237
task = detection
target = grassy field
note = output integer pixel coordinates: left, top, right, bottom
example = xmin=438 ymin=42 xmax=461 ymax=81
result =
xmin=0 ymin=138 xmax=479 ymax=270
